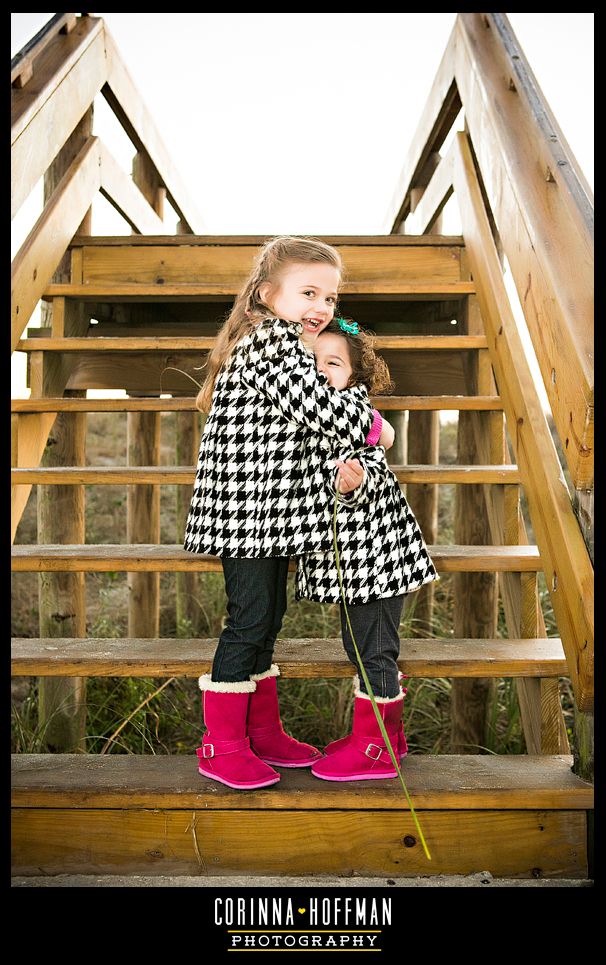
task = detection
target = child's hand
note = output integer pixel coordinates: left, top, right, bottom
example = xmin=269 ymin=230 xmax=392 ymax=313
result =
xmin=335 ymin=458 xmax=365 ymax=494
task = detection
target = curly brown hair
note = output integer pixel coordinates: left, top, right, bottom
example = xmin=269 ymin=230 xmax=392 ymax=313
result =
xmin=320 ymin=319 xmax=394 ymax=395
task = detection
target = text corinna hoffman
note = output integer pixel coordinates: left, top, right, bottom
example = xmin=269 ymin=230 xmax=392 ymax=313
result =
xmin=214 ymin=896 xmax=392 ymax=926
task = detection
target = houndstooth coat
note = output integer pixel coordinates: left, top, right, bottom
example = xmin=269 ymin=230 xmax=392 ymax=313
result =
xmin=183 ymin=317 xmax=376 ymax=558
xmin=295 ymin=444 xmax=439 ymax=605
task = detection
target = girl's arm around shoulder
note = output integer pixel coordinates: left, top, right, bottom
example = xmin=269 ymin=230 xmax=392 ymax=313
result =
xmin=239 ymin=318 xmax=374 ymax=447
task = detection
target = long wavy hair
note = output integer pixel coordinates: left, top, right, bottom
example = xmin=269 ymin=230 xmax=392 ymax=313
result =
xmin=320 ymin=319 xmax=394 ymax=395
xmin=196 ymin=236 xmax=343 ymax=412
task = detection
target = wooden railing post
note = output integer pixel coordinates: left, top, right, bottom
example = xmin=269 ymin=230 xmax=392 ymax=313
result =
xmin=127 ymin=410 xmax=160 ymax=637
xmin=37 ymin=390 xmax=87 ymax=752
xmin=401 ymin=152 xmax=443 ymax=633
xmin=450 ymin=410 xmax=498 ymax=752
xmin=406 ymin=411 xmax=439 ymax=634
xmin=175 ymin=411 xmax=201 ymax=635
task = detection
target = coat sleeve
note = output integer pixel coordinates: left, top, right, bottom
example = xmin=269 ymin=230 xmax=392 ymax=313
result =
xmin=327 ymin=446 xmax=390 ymax=508
xmin=238 ymin=318 xmax=374 ymax=447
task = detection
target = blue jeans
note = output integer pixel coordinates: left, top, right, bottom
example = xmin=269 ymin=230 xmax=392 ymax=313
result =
xmin=340 ymin=595 xmax=404 ymax=698
xmin=211 ymin=557 xmax=290 ymax=682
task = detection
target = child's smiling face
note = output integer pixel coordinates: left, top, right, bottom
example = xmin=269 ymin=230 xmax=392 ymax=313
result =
xmin=258 ymin=262 xmax=340 ymax=338
xmin=313 ymin=332 xmax=353 ymax=390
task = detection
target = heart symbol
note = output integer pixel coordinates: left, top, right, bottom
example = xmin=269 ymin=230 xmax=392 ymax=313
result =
xmin=298 ymin=908 xmax=306 ymax=914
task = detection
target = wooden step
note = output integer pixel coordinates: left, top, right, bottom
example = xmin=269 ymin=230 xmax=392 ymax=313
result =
xmin=11 ymin=395 xmax=504 ymax=413
xmin=17 ymin=335 xmax=489 ymax=352
xmin=11 ymin=754 xmax=592 ymax=878
xmin=44 ymin=282 xmax=476 ymax=301
xmin=11 ymin=465 xmax=521 ymax=486
xmin=57 ymin=236 xmax=471 ymax=298
xmin=70 ymin=234 xmax=466 ymax=246
xmin=11 ymin=544 xmax=542 ymax=573
xmin=11 ymin=636 xmax=567 ymax=678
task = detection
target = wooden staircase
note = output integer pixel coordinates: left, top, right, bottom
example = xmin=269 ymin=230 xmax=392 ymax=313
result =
xmin=11 ymin=14 xmax=593 ymax=880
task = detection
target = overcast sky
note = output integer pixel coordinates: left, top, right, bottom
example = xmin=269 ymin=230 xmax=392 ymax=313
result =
xmin=11 ymin=13 xmax=593 ymax=397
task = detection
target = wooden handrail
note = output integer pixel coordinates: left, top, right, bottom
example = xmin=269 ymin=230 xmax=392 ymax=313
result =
xmin=11 ymin=13 xmax=207 ymax=344
xmin=385 ymin=13 xmax=593 ymax=498
xmin=11 ymin=15 xmax=204 ymax=230
xmin=451 ymin=130 xmax=593 ymax=712
xmin=11 ymin=13 xmax=80 ymax=87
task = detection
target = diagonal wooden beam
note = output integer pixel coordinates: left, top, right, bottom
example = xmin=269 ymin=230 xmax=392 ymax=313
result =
xmin=11 ymin=136 xmax=101 ymax=352
xmin=452 ymin=130 xmax=593 ymax=712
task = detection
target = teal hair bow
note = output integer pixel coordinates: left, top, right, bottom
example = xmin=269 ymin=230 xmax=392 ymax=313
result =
xmin=337 ymin=317 xmax=359 ymax=335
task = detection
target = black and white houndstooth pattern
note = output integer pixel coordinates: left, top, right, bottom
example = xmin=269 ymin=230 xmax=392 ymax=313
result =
xmin=183 ymin=317 xmax=375 ymax=558
xmin=295 ymin=445 xmax=439 ymax=604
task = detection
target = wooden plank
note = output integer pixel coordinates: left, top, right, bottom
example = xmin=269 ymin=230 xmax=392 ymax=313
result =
xmin=11 ymin=636 xmax=568 ymax=678
xmin=98 ymin=142 xmax=165 ymax=234
xmin=11 ymin=137 xmax=101 ymax=351
xmin=384 ymin=24 xmax=461 ymax=231
xmin=78 ymin=243 xmax=464 ymax=286
xmin=16 ymin=335 xmax=489 ymax=351
xmin=127 ymin=411 xmax=160 ymax=637
xmin=69 ymin=233 xmax=466 ymax=247
xmin=11 ymin=396 xmax=504 ymax=414
xmin=11 ymin=807 xmax=587 ymax=878
xmin=452 ymin=131 xmax=593 ymax=712
xmin=11 ymin=19 xmax=106 ymax=219
xmin=11 ymin=14 xmax=79 ymax=87
xmin=10 ymin=464 xmax=521 ymax=486
xmin=11 ymin=753 xmax=593 ymax=810
xmin=102 ymin=27 xmax=206 ymax=233
xmin=43 ymin=282 xmax=476 ymax=300
xmin=10 ymin=543 xmax=542 ymax=573
xmin=12 ymin=304 xmax=90 ymax=541
xmin=405 ymin=148 xmax=455 ymax=235
xmin=37 ymin=395 xmax=87 ymax=753
xmin=454 ymin=14 xmax=593 ymax=489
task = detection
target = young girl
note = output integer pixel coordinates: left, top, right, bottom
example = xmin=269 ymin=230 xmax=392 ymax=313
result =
xmin=184 ymin=237 xmax=395 ymax=790
xmin=295 ymin=318 xmax=439 ymax=782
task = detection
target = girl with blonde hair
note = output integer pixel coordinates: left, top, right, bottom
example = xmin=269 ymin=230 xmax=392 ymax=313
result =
xmin=184 ymin=236 xmax=394 ymax=790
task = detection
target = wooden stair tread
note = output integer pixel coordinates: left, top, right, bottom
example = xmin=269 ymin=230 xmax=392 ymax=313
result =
xmin=11 ymin=395 xmax=504 ymax=413
xmin=11 ymin=543 xmax=542 ymax=572
xmin=11 ymin=464 xmax=521 ymax=485
xmin=11 ymin=636 xmax=567 ymax=677
xmin=70 ymin=234 xmax=467 ymax=246
xmin=17 ymin=334 xmax=488 ymax=351
xmin=11 ymin=753 xmax=593 ymax=810
xmin=44 ymin=282 xmax=475 ymax=301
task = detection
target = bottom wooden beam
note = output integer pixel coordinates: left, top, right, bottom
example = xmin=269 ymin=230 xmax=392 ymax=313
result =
xmin=11 ymin=807 xmax=587 ymax=878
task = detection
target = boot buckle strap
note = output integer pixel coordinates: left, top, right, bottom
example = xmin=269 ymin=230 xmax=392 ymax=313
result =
xmin=199 ymin=737 xmax=250 ymax=759
xmin=364 ymin=742 xmax=384 ymax=761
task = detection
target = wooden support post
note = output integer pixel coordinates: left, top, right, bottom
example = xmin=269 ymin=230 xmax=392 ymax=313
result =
xmin=127 ymin=411 xmax=161 ymax=636
xmin=175 ymin=411 xmax=201 ymax=635
xmin=37 ymin=390 xmax=87 ymax=752
xmin=384 ymin=410 xmax=407 ymax=470
xmin=400 ymin=153 xmax=443 ymax=633
xmin=406 ymin=410 xmax=439 ymax=634
xmin=132 ymin=151 xmax=165 ymax=222
xmin=450 ymin=411 xmax=498 ymax=752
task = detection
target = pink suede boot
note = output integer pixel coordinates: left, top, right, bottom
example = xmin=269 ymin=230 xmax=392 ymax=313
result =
xmin=247 ymin=665 xmax=323 ymax=767
xmin=311 ymin=686 xmax=405 ymax=781
xmin=197 ymin=674 xmax=280 ymax=789
xmin=324 ymin=674 xmax=408 ymax=759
